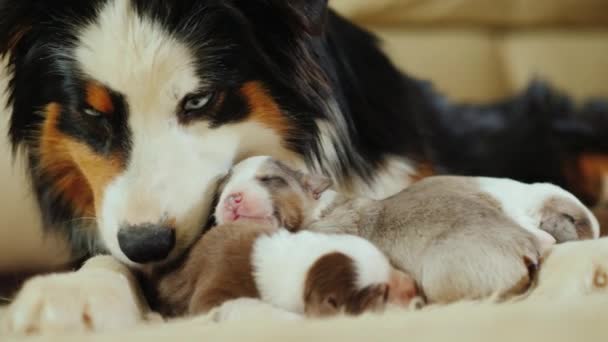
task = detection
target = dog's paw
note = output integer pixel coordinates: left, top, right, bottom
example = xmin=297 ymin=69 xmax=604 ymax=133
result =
xmin=3 ymin=269 xmax=144 ymax=335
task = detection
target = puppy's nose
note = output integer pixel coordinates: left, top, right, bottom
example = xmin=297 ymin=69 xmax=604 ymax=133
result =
xmin=227 ymin=193 xmax=243 ymax=206
xmin=118 ymin=224 xmax=176 ymax=263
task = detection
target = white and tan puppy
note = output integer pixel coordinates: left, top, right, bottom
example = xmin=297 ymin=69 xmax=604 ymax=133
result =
xmin=153 ymin=223 xmax=416 ymax=318
xmin=214 ymin=156 xmax=599 ymax=303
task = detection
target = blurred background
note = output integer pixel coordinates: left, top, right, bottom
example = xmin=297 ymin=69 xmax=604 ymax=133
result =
xmin=331 ymin=0 xmax=608 ymax=102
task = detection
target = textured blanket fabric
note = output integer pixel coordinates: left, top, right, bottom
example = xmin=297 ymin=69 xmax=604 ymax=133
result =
xmin=7 ymin=297 xmax=608 ymax=342
xmin=3 ymin=238 xmax=608 ymax=341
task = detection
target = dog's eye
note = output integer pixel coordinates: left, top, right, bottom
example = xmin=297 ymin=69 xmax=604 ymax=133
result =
xmin=179 ymin=92 xmax=217 ymax=123
xmin=183 ymin=93 xmax=215 ymax=112
xmin=83 ymin=108 xmax=102 ymax=117
xmin=184 ymin=94 xmax=211 ymax=111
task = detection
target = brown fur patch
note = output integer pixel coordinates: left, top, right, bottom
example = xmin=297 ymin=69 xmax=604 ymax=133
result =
xmin=187 ymin=226 xmax=261 ymax=314
xmin=86 ymin=82 xmax=114 ymax=114
xmin=411 ymin=161 xmax=436 ymax=183
xmin=154 ymin=223 xmax=276 ymax=317
xmin=346 ymin=283 xmax=389 ymax=315
xmin=270 ymin=190 xmax=304 ymax=231
xmin=564 ymin=153 xmax=608 ymax=205
xmin=164 ymin=217 xmax=178 ymax=230
xmin=591 ymin=204 xmax=608 ymax=237
xmin=303 ymin=252 xmax=388 ymax=317
xmin=5 ymin=25 xmax=31 ymax=52
xmin=593 ymin=267 xmax=608 ymax=288
xmin=241 ymin=82 xmax=290 ymax=136
xmin=304 ymin=252 xmax=358 ymax=317
xmin=39 ymin=103 xmax=124 ymax=215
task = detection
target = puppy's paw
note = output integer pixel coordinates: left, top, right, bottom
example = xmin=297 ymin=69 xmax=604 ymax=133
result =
xmin=388 ymin=270 xmax=418 ymax=306
xmin=3 ymin=269 xmax=144 ymax=335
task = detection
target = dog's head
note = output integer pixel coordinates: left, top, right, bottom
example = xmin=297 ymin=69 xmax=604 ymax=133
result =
xmin=0 ymin=0 xmax=332 ymax=266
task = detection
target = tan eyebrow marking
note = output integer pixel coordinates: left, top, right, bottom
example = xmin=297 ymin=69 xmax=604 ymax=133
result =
xmin=86 ymin=82 xmax=115 ymax=114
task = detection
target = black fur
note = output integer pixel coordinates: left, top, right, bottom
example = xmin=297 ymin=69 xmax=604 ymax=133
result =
xmin=1 ymin=0 xmax=607 ymax=259
xmin=420 ymin=80 xmax=608 ymax=204
xmin=1 ymin=0 xmax=112 ymax=256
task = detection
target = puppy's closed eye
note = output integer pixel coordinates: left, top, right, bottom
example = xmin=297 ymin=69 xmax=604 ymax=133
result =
xmin=259 ymin=176 xmax=288 ymax=187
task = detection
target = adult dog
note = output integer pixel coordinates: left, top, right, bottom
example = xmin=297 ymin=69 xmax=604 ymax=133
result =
xmin=1 ymin=0 xmax=606 ymax=333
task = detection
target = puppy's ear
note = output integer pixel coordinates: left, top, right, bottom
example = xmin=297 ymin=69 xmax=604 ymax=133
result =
xmin=278 ymin=0 xmax=329 ymax=35
xmin=303 ymin=174 xmax=333 ymax=200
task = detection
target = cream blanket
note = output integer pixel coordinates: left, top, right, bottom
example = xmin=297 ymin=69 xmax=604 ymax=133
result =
xmin=3 ymin=238 xmax=608 ymax=341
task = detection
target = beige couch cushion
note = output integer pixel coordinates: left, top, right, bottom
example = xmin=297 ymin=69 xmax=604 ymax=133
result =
xmin=373 ymin=28 xmax=608 ymax=102
xmin=501 ymin=31 xmax=608 ymax=99
xmin=331 ymin=0 xmax=608 ymax=27
xmin=332 ymin=1 xmax=608 ymax=102
xmin=372 ymin=28 xmax=509 ymax=102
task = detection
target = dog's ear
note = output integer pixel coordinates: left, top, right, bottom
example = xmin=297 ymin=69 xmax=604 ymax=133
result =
xmin=279 ymin=0 xmax=329 ymax=36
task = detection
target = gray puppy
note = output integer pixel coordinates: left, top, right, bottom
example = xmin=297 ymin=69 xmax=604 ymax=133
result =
xmin=213 ymin=156 xmax=599 ymax=303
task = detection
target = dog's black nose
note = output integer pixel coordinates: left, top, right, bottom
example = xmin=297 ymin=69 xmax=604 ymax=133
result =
xmin=118 ymin=224 xmax=176 ymax=263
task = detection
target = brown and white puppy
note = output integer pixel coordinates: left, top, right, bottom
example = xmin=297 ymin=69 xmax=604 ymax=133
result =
xmin=213 ymin=156 xmax=333 ymax=231
xmin=154 ymin=223 xmax=416 ymax=318
xmin=216 ymin=156 xmax=600 ymax=304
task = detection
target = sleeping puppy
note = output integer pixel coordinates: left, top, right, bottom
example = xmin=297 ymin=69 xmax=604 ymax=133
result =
xmin=153 ymin=223 xmax=416 ymax=318
xmin=214 ymin=156 xmax=599 ymax=303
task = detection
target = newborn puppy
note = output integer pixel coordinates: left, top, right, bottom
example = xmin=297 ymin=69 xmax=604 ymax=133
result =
xmin=213 ymin=156 xmax=333 ymax=231
xmin=215 ymin=156 xmax=599 ymax=303
xmin=154 ymin=223 xmax=416 ymax=317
